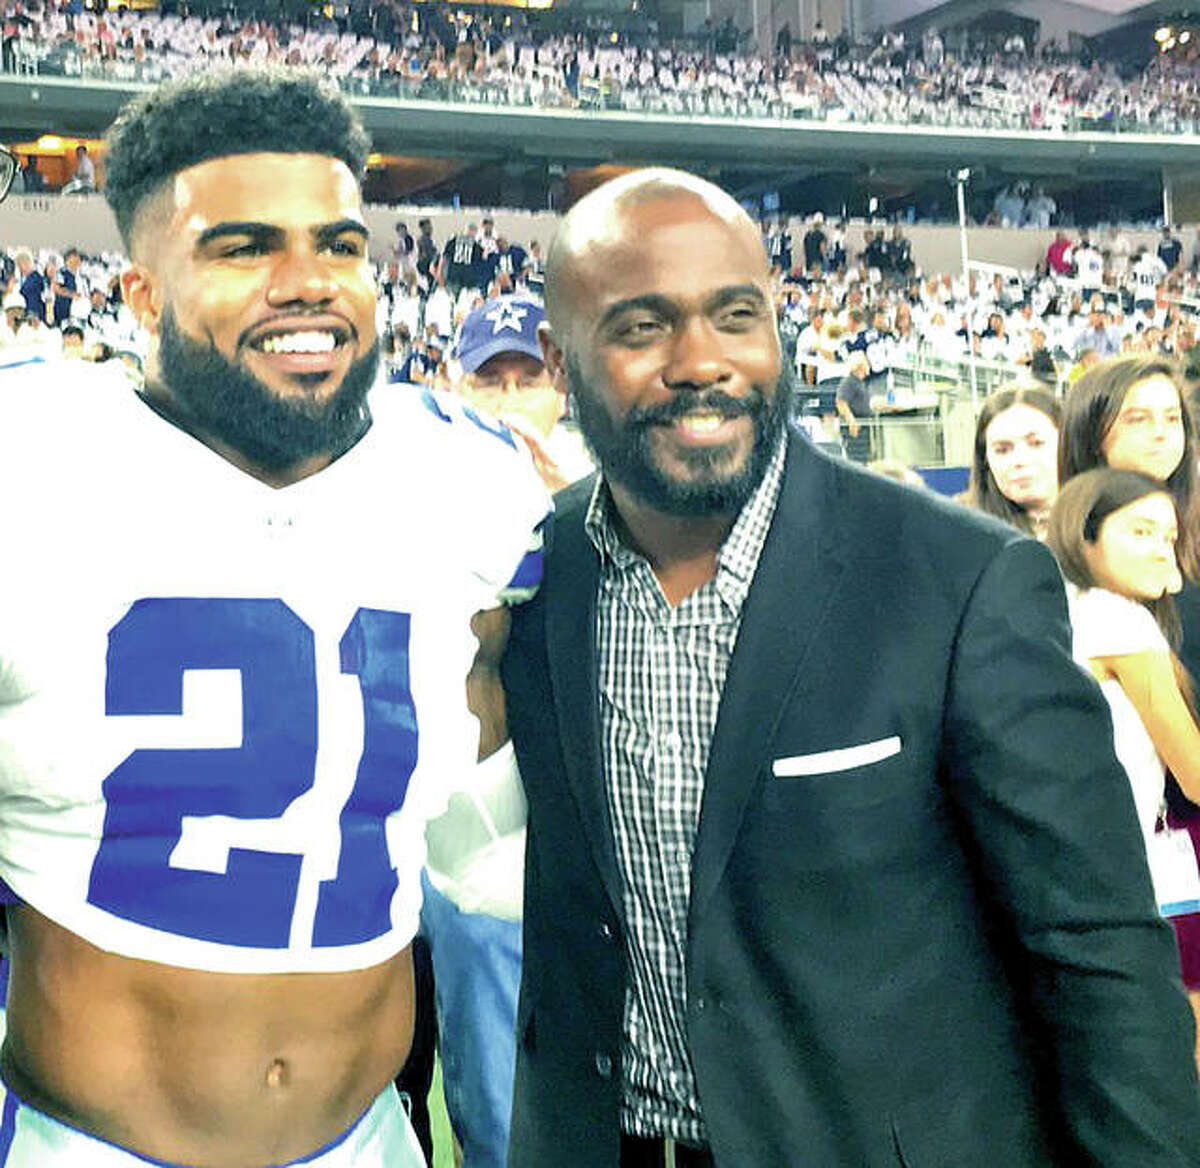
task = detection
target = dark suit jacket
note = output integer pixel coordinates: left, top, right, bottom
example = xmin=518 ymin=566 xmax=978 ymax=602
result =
xmin=503 ymin=433 xmax=1200 ymax=1167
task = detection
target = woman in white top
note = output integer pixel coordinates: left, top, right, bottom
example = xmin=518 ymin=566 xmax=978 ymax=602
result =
xmin=1047 ymin=467 xmax=1200 ymax=1068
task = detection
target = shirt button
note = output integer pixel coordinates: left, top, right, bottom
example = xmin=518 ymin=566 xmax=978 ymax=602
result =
xmin=598 ymin=921 xmax=616 ymax=944
xmin=661 ymin=730 xmax=682 ymax=751
xmin=594 ymin=1052 xmax=613 ymax=1079
xmin=693 ymin=996 xmax=708 ymax=1014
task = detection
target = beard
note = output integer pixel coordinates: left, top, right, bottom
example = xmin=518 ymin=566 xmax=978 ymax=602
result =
xmin=155 ymin=307 xmax=380 ymax=474
xmin=567 ymin=354 xmax=792 ymax=517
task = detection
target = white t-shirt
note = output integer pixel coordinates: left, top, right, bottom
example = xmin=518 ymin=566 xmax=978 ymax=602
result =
xmin=1068 ymin=586 xmax=1199 ymax=910
xmin=0 ymin=368 xmax=549 ymax=973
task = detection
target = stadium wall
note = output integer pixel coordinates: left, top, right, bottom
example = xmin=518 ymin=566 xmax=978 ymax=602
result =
xmin=1 ymin=193 xmax=1178 ymax=279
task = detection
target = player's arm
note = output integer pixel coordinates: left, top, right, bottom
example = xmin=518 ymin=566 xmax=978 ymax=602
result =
xmin=467 ymin=605 xmax=512 ymax=761
xmin=1099 ymin=649 xmax=1200 ymax=804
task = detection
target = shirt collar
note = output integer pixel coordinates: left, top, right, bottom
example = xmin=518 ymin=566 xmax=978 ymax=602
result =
xmin=584 ymin=429 xmax=788 ymax=590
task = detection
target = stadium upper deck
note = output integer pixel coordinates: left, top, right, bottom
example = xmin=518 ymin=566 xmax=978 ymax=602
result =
xmin=3 ymin=2 xmax=1200 ymax=217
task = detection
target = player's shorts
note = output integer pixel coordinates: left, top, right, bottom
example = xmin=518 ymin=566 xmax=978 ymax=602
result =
xmin=0 ymin=1081 xmax=425 ymax=1168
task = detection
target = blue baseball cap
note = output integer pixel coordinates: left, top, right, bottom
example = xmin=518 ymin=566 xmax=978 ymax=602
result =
xmin=454 ymin=296 xmax=546 ymax=373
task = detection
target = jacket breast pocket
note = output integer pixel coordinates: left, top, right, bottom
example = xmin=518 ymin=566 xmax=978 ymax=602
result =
xmin=756 ymin=733 xmax=945 ymax=868
xmin=772 ymin=735 xmax=902 ymax=778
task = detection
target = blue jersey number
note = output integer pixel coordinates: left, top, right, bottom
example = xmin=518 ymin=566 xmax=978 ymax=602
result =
xmin=86 ymin=598 xmax=418 ymax=949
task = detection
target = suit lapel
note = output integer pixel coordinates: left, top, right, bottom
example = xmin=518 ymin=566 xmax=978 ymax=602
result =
xmin=690 ymin=435 xmax=848 ymax=924
xmin=544 ymin=480 xmax=626 ymax=915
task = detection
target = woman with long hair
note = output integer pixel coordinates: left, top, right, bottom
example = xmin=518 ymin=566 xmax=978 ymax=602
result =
xmin=1059 ymin=354 xmax=1198 ymax=574
xmin=1059 ymin=354 xmax=1200 ymax=1031
xmin=1048 ymin=468 xmax=1200 ymax=1067
xmin=967 ymin=385 xmax=1062 ymax=538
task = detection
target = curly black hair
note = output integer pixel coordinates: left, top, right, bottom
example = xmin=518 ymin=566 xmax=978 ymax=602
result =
xmin=104 ymin=68 xmax=371 ymax=249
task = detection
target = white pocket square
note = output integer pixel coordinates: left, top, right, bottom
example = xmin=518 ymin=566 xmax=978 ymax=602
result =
xmin=772 ymin=735 xmax=902 ymax=778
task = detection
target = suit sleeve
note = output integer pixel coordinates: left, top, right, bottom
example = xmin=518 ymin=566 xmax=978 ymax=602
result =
xmin=944 ymin=537 xmax=1200 ymax=1163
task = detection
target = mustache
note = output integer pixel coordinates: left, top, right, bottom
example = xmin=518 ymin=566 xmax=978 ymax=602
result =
xmin=626 ymin=389 xmax=765 ymax=429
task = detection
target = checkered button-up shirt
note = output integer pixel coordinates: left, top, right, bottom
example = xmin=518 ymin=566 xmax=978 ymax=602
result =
xmin=584 ymin=437 xmax=786 ymax=1144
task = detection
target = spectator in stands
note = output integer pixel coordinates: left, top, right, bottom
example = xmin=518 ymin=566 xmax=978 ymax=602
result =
xmin=1160 ymin=226 xmax=1184 ymax=273
xmin=486 ymin=236 xmax=527 ymax=293
xmin=1107 ymin=224 xmax=1133 ymax=280
xmin=0 ymin=291 xmax=27 ymax=345
xmin=84 ymin=284 xmax=113 ymax=333
xmin=59 ymin=322 xmax=85 ymax=358
xmin=522 ymin=239 xmax=546 ymax=296
xmin=979 ymin=311 xmax=1015 ymax=363
xmin=834 ymin=350 xmax=872 ymax=463
xmin=993 ymin=185 xmax=1025 ymax=228
xmin=802 ymin=213 xmax=825 ymax=273
xmin=1023 ymin=185 xmax=1056 ymax=229
xmin=14 ymin=248 xmax=45 ymax=321
xmin=442 ymin=222 xmax=483 ymax=297
xmin=1046 ymin=230 xmax=1074 ymax=277
xmin=392 ymin=220 xmax=415 ymax=273
xmin=478 ymin=216 xmax=498 ymax=259
xmin=884 ymin=225 xmax=913 ymax=278
xmin=51 ymin=247 xmax=84 ymax=327
xmin=424 ymin=270 xmax=454 ymax=339
xmin=410 ymin=331 xmax=448 ymax=387
xmin=1130 ymin=247 xmax=1169 ymax=311
xmin=1074 ymin=299 xmax=1120 ymax=360
xmin=764 ymin=218 xmax=791 ymax=275
xmin=1074 ymin=234 xmax=1105 ymax=301
xmin=415 ymin=217 xmax=438 ymax=285
xmin=968 ymin=385 xmax=1061 ymax=538
xmin=69 ymin=144 xmax=96 ymax=192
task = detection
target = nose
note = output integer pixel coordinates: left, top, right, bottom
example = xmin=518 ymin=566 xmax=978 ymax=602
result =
xmin=267 ymin=245 xmax=339 ymax=307
xmin=663 ymin=316 xmax=732 ymax=391
xmin=499 ymin=368 xmax=524 ymax=398
xmin=1150 ymin=415 xmax=1172 ymax=441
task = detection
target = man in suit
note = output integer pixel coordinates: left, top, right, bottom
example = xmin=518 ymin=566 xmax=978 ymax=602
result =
xmin=502 ymin=167 xmax=1200 ymax=1167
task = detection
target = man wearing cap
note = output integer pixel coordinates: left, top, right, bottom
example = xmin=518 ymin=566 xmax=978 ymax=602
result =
xmin=418 ymin=295 xmax=590 ymax=1168
xmin=1 ymin=290 xmax=28 ymax=346
xmin=450 ymin=294 xmax=591 ymax=489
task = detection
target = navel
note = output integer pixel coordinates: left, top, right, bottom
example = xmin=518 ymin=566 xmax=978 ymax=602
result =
xmin=265 ymin=1058 xmax=290 ymax=1089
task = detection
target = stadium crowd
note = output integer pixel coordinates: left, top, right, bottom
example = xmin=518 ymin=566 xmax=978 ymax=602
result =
xmin=5 ymin=0 xmax=1200 ymax=135
xmin=7 ymin=213 xmax=1200 ymax=408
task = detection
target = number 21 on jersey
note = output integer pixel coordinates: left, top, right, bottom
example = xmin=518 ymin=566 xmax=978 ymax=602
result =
xmin=87 ymin=597 xmax=417 ymax=950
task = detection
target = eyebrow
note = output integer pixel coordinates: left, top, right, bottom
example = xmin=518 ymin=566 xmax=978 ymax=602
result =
xmin=596 ymin=284 xmax=768 ymax=332
xmin=194 ymin=219 xmax=370 ymax=252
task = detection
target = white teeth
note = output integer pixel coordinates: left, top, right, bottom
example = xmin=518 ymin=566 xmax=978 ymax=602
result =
xmin=259 ymin=331 xmax=338 ymax=355
xmin=678 ymin=413 xmax=724 ymax=432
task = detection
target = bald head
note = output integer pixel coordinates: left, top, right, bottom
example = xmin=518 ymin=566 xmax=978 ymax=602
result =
xmin=545 ymin=168 xmax=767 ymax=336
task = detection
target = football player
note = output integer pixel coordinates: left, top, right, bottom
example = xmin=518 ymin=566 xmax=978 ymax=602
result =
xmin=0 ymin=69 xmax=547 ymax=1168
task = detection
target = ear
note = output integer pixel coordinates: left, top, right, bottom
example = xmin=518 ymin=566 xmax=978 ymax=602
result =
xmin=121 ymin=264 xmax=165 ymax=336
xmin=537 ymin=321 xmax=567 ymax=394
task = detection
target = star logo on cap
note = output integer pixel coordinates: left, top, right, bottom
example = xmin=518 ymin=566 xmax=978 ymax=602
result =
xmin=485 ymin=303 xmax=529 ymax=335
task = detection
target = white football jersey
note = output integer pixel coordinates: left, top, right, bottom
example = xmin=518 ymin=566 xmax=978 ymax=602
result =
xmin=0 ymin=367 xmax=549 ymax=974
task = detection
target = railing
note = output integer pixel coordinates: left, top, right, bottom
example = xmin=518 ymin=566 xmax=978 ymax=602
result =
xmin=795 ymin=346 xmax=1057 ymax=469
xmin=6 ymin=49 xmax=1200 ymax=138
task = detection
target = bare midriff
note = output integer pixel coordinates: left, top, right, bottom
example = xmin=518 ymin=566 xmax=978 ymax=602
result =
xmin=0 ymin=905 xmax=415 ymax=1168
